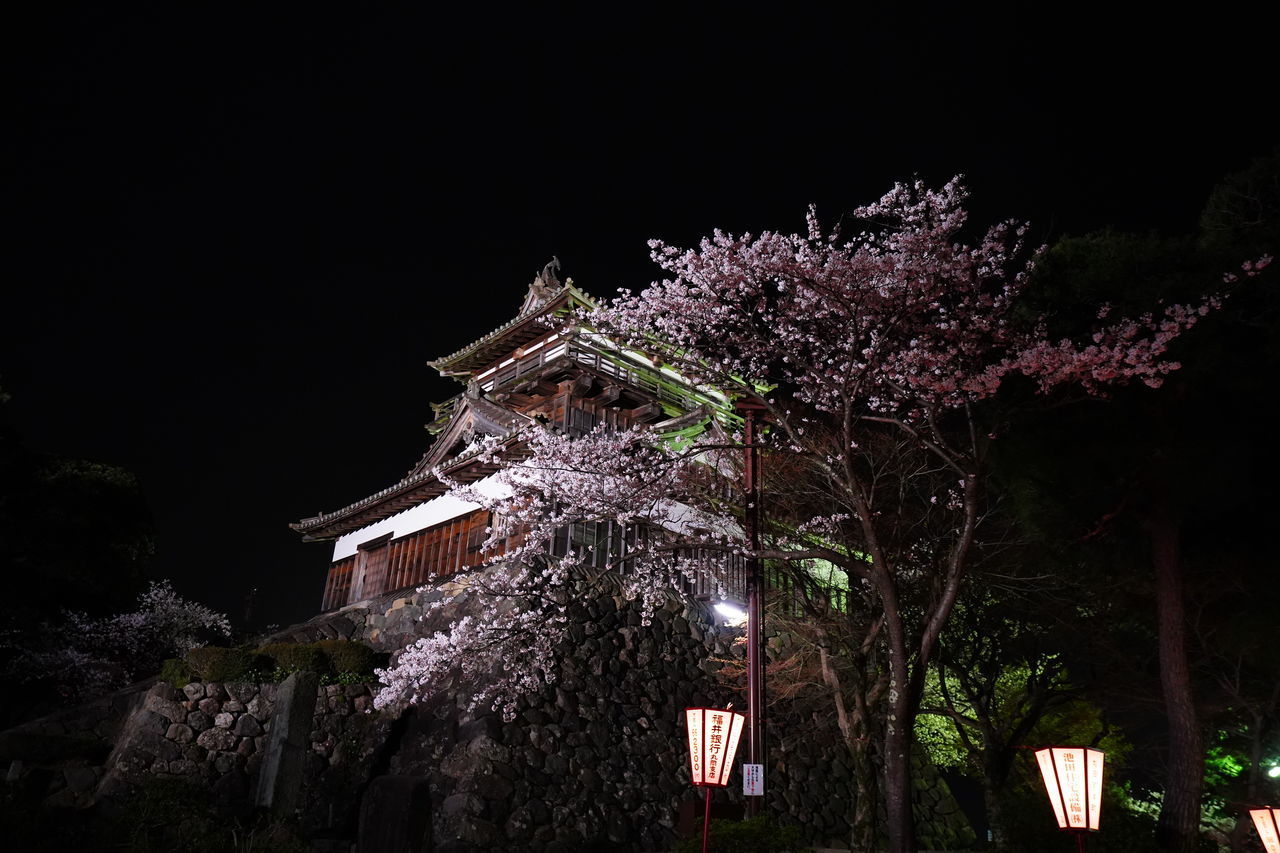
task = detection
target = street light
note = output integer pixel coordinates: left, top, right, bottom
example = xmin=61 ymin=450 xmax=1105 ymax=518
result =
xmin=737 ymin=397 xmax=767 ymax=818
xmin=685 ymin=707 xmax=746 ymax=853
xmin=1250 ymin=807 xmax=1280 ymax=853
xmin=713 ymin=601 xmax=747 ymax=626
xmin=1035 ymin=747 xmax=1104 ymax=852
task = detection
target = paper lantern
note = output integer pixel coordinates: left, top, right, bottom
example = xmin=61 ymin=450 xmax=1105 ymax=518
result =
xmin=684 ymin=707 xmax=746 ymax=787
xmin=1251 ymin=807 xmax=1280 ymax=853
xmin=1035 ymin=747 xmax=1104 ymax=831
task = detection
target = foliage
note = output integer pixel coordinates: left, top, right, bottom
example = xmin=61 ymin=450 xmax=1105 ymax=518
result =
xmin=178 ymin=640 xmax=381 ymax=685
xmin=998 ymin=782 xmax=1181 ymax=853
xmin=992 ymin=167 xmax=1279 ymax=852
xmin=185 ymin=646 xmax=263 ymax=683
xmin=257 ymin=642 xmax=326 ymax=674
xmin=159 ymin=657 xmax=192 ymax=688
xmin=379 ymin=178 xmax=1223 ymax=708
xmin=1203 ymin=736 xmax=1247 ymax=791
xmin=2 ymin=580 xmax=232 ymax=702
xmin=327 ymin=669 xmax=374 ymax=686
xmin=114 ymin=778 xmax=311 ymax=853
xmin=675 ymin=815 xmax=811 ymax=853
xmin=254 ymin=639 xmax=380 ymax=681
xmin=374 ymin=179 xmax=1241 ymax=853
xmin=1 ymin=775 xmax=311 ymax=853
xmin=314 ymin=638 xmax=380 ymax=674
xmin=0 ymin=445 xmax=155 ymax=624
xmin=1199 ymin=147 xmax=1280 ymax=253
xmin=916 ymin=594 xmax=1077 ymax=773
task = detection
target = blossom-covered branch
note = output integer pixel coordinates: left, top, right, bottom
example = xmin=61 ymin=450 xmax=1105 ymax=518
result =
xmin=375 ymin=178 xmax=1236 ymax=853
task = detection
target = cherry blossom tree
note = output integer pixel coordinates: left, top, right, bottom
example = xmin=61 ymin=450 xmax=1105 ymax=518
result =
xmin=377 ymin=178 xmax=1263 ymax=853
xmin=4 ymin=579 xmax=231 ymax=702
xmin=374 ymin=424 xmax=730 ymax=721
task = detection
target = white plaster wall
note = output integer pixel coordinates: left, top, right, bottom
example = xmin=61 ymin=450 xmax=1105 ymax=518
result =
xmin=331 ymin=475 xmax=510 ymax=561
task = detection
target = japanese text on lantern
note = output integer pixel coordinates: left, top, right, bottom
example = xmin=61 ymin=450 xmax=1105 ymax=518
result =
xmin=707 ymin=713 xmax=725 ymax=778
xmin=688 ymin=717 xmax=701 ymax=779
xmin=1060 ymin=749 xmax=1085 ymax=827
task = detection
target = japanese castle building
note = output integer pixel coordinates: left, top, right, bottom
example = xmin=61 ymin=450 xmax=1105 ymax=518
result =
xmin=291 ymin=262 xmax=732 ymax=612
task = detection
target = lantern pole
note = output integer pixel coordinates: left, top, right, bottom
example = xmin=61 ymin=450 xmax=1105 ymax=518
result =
xmin=739 ymin=399 xmax=766 ymax=819
xmin=702 ymin=787 xmax=713 ymax=853
xmin=685 ymin=707 xmax=747 ymax=853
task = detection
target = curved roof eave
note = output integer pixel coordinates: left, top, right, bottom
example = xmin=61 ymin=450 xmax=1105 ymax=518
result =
xmin=427 ymin=283 xmax=597 ymax=377
xmin=289 ymin=431 xmax=524 ymax=541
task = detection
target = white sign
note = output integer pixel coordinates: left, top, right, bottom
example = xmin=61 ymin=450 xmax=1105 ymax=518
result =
xmin=743 ymin=762 xmax=764 ymax=796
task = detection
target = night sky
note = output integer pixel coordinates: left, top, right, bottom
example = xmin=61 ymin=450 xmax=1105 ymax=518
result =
xmin=4 ymin=7 xmax=1275 ymax=630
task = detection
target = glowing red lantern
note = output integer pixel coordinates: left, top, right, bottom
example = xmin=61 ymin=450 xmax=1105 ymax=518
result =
xmin=685 ymin=707 xmax=746 ymax=787
xmin=685 ymin=707 xmax=747 ymax=853
xmin=1035 ymin=746 xmax=1104 ymax=839
xmin=1251 ymin=807 xmax=1280 ymax=853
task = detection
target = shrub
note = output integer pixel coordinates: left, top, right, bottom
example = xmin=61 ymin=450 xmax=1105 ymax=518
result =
xmin=185 ymin=646 xmax=261 ymax=682
xmin=159 ymin=657 xmax=192 ymax=688
xmin=258 ymin=642 xmax=326 ymax=674
xmin=676 ymin=816 xmax=810 ymax=853
xmin=315 ymin=639 xmax=378 ymax=675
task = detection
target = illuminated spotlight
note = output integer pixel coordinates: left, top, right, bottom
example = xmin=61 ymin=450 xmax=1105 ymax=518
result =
xmin=713 ymin=602 xmax=747 ymax=625
xmin=1269 ymin=766 xmax=1280 ymax=779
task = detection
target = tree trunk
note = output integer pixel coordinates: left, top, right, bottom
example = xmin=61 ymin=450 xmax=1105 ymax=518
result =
xmin=882 ymin=611 xmax=916 ymax=853
xmin=818 ymin=641 xmax=878 ymax=851
xmin=981 ymin=749 xmax=1016 ymax=851
xmin=883 ymin=701 xmax=915 ymax=853
xmin=1229 ymin=709 xmax=1268 ymax=853
xmin=850 ymin=737 xmax=879 ymax=852
xmin=983 ymin=779 xmax=1007 ymax=852
xmin=1148 ymin=507 xmax=1204 ymax=853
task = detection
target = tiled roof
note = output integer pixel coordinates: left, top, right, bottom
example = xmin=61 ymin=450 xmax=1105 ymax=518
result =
xmin=289 ymin=428 xmax=521 ymax=540
xmin=427 ymin=283 xmax=596 ymax=375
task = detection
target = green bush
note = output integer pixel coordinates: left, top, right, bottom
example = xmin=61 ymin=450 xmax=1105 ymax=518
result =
xmin=676 ymin=816 xmax=811 ymax=853
xmin=159 ymin=657 xmax=192 ymax=688
xmin=118 ymin=777 xmax=311 ymax=853
xmin=257 ymin=642 xmax=326 ymax=674
xmin=315 ymin=639 xmax=378 ymax=675
xmin=179 ymin=640 xmax=382 ymax=684
xmin=184 ymin=646 xmax=261 ymax=682
xmin=116 ymin=777 xmax=225 ymax=853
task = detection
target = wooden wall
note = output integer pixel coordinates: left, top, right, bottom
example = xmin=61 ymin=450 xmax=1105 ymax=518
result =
xmin=320 ymin=509 xmax=493 ymax=610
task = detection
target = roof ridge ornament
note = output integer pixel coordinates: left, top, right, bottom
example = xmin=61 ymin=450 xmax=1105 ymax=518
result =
xmin=520 ymin=256 xmax=561 ymax=314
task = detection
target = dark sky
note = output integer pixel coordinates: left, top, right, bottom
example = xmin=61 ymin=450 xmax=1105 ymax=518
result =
xmin=4 ymin=6 xmax=1275 ymax=629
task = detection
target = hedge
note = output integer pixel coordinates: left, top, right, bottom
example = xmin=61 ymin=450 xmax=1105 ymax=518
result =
xmin=184 ymin=647 xmax=263 ymax=682
xmin=181 ymin=639 xmax=381 ymax=683
xmin=257 ymin=642 xmax=327 ymax=674
xmin=314 ymin=639 xmax=380 ymax=675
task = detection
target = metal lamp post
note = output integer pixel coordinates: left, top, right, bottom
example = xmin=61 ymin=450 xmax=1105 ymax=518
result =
xmin=685 ymin=707 xmax=747 ymax=853
xmin=1035 ymin=747 xmax=1104 ymax=853
xmin=737 ymin=398 xmax=767 ymax=818
xmin=1250 ymin=807 xmax=1280 ymax=853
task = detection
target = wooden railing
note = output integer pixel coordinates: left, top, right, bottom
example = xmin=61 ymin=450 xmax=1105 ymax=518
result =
xmin=477 ymin=336 xmax=718 ymax=416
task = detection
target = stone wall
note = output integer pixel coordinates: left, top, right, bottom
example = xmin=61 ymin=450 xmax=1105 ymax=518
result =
xmin=95 ymin=676 xmax=391 ymax=835
xmin=0 ymin=679 xmax=149 ymax=809
xmin=309 ymin=573 xmax=970 ymax=852
xmin=6 ymin=568 xmax=975 ymax=851
xmin=382 ymin=590 xmax=741 ymax=852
